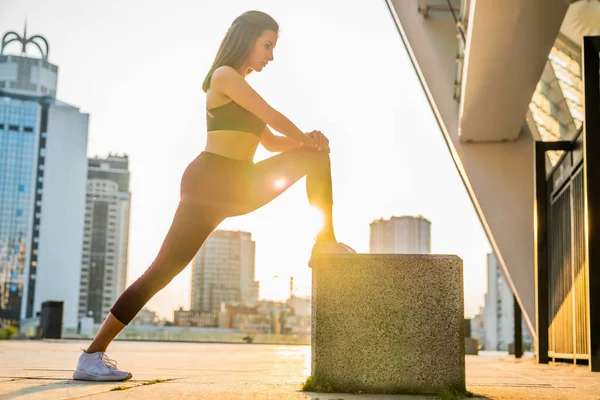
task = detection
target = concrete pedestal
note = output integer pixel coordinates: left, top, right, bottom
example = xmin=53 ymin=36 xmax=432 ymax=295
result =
xmin=311 ymin=254 xmax=465 ymax=395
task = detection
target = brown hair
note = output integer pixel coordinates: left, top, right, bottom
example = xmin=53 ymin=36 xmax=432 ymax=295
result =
xmin=202 ymin=11 xmax=279 ymax=92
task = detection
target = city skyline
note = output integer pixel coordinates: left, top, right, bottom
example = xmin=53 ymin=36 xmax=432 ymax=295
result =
xmin=0 ymin=0 xmax=492 ymax=320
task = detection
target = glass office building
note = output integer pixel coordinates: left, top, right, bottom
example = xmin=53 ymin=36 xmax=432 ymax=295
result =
xmin=0 ymin=100 xmax=39 ymax=324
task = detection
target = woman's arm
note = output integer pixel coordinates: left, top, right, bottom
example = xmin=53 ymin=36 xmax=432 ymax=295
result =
xmin=211 ymin=66 xmax=316 ymax=147
xmin=260 ymin=126 xmax=303 ymax=152
xmin=261 ymin=128 xmax=330 ymax=153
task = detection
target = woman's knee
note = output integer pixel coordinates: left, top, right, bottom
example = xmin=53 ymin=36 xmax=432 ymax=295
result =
xmin=292 ymin=146 xmax=330 ymax=165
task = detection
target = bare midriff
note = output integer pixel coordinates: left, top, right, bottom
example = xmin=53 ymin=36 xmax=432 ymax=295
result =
xmin=204 ymin=130 xmax=260 ymax=161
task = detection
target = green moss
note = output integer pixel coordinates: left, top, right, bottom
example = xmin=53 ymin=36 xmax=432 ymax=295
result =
xmin=110 ymin=378 xmax=172 ymax=392
xmin=302 ymin=376 xmax=477 ymax=399
xmin=141 ymin=378 xmax=170 ymax=386
xmin=437 ymin=388 xmax=475 ymax=400
xmin=110 ymin=385 xmax=131 ymax=391
xmin=301 ymin=376 xmax=334 ymax=393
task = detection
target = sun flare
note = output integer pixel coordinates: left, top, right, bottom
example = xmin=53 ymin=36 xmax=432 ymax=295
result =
xmin=271 ymin=178 xmax=288 ymax=191
xmin=308 ymin=206 xmax=324 ymax=232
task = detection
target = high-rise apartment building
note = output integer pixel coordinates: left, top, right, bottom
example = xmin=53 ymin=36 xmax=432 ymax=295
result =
xmin=190 ymin=230 xmax=259 ymax=314
xmin=370 ymin=215 xmax=431 ymax=254
xmin=0 ymin=27 xmax=89 ymax=330
xmin=482 ymin=252 xmax=532 ymax=351
xmin=483 ymin=253 xmax=514 ymax=351
xmin=78 ymin=155 xmax=131 ymax=323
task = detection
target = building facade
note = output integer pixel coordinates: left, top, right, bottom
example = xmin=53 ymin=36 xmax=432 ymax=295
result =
xmin=190 ymin=230 xmax=259 ymax=314
xmin=130 ymin=307 xmax=158 ymax=326
xmin=370 ymin=215 xmax=431 ymax=254
xmin=0 ymin=27 xmax=88 ymax=330
xmin=78 ymin=155 xmax=131 ymax=324
xmin=482 ymin=253 xmax=532 ymax=351
xmin=173 ymin=307 xmax=216 ymax=327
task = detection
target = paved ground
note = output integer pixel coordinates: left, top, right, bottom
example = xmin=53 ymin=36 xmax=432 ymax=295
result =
xmin=0 ymin=340 xmax=599 ymax=399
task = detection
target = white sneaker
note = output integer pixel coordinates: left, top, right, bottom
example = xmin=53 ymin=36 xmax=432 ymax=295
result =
xmin=73 ymin=350 xmax=132 ymax=381
xmin=309 ymin=240 xmax=356 ymax=268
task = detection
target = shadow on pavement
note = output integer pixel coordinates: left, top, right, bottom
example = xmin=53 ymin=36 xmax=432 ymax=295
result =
xmin=1 ymin=379 xmax=114 ymax=400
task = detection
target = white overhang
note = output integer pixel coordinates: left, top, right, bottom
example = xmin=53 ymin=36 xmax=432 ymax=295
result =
xmin=459 ymin=1 xmax=570 ymax=142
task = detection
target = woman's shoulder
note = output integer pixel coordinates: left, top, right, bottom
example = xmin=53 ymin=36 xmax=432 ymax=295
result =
xmin=212 ymin=65 xmax=240 ymax=84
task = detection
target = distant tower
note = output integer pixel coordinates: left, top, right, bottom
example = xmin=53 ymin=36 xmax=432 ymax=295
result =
xmin=370 ymin=215 xmax=431 ymax=254
xmin=78 ymin=155 xmax=132 ymax=324
xmin=0 ymin=23 xmax=57 ymax=97
xmin=482 ymin=252 xmax=532 ymax=350
xmin=190 ymin=230 xmax=259 ymax=313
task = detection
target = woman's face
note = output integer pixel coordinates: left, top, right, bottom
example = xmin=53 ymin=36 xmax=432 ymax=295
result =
xmin=246 ymin=29 xmax=278 ymax=72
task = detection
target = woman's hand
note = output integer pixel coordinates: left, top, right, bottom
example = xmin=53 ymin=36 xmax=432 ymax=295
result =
xmin=305 ymin=130 xmax=330 ymax=152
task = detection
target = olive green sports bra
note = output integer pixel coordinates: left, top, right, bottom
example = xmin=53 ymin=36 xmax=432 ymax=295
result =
xmin=206 ymin=101 xmax=266 ymax=137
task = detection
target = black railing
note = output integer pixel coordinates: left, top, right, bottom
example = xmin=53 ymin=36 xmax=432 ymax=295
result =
xmin=547 ymin=129 xmax=587 ymax=361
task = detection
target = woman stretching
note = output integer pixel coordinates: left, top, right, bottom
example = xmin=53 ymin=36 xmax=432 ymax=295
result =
xmin=73 ymin=10 xmax=355 ymax=381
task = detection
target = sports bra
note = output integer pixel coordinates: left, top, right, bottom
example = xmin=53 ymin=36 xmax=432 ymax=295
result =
xmin=206 ymin=101 xmax=266 ymax=137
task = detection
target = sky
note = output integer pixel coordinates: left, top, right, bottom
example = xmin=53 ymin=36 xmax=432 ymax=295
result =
xmin=0 ymin=0 xmax=492 ymax=320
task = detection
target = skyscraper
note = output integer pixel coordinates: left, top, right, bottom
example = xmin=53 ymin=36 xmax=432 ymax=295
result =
xmin=0 ymin=26 xmax=89 ymax=330
xmin=482 ymin=253 xmax=513 ymax=351
xmin=190 ymin=230 xmax=259 ymax=314
xmin=78 ymin=155 xmax=131 ymax=324
xmin=370 ymin=215 xmax=431 ymax=254
xmin=482 ymin=252 xmax=531 ymax=351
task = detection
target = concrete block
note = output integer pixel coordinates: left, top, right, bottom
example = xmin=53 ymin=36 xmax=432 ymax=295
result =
xmin=465 ymin=337 xmax=479 ymax=355
xmin=311 ymin=254 xmax=465 ymax=395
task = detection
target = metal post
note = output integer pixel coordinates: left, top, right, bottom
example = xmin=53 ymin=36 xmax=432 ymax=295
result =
xmin=534 ymin=140 xmax=572 ymax=364
xmin=582 ymin=36 xmax=600 ymax=372
xmin=534 ymin=141 xmax=550 ymax=364
xmin=514 ymin=294 xmax=523 ymax=359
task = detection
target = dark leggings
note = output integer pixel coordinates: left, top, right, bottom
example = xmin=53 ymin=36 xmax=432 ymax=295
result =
xmin=110 ymin=146 xmax=332 ymax=325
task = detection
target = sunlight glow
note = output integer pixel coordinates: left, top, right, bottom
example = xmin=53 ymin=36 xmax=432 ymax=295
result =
xmin=308 ymin=206 xmax=324 ymax=233
xmin=272 ymin=178 xmax=288 ymax=191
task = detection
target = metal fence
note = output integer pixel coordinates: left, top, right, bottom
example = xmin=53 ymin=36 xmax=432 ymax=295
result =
xmin=547 ymin=145 xmax=589 ymax=361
